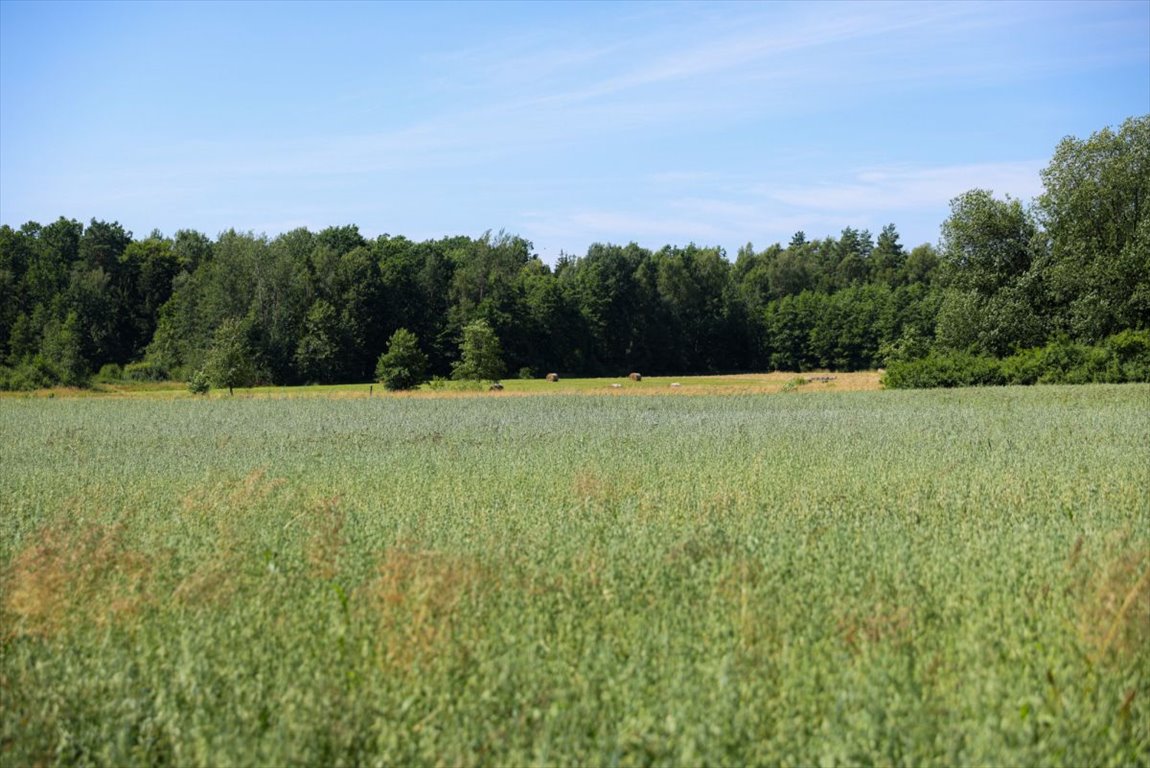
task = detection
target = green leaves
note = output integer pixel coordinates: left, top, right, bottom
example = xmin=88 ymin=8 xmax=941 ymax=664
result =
xmin=206 ymin=317 xmax=256 ymax=392
xmin=375 ymin=328 xmax=428 ymax=391
xmin=451 ymin=319 xmax=504 ymax=382
xmin=1037 ymin=115 xmax=1150 ymax=340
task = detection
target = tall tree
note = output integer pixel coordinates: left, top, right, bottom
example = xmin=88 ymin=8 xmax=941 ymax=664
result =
xmin=870 ymin=224 xmax=906 ymax=287
xmin=1036 ymin=114 xmax=1150 ymax=340
xmin=206 ymin=317 xmax=256 ymax=394
xmin=452 ymin=318 xmax=504 ymax=381
xmin=937 ymin=190 xmax=1044 ymax=355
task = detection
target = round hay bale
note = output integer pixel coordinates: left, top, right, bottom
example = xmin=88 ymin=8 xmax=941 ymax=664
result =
xmin=546 ymin=373 xmax=559 ymax=382
xmin=628 ymin=372 xmax=642 ymax=381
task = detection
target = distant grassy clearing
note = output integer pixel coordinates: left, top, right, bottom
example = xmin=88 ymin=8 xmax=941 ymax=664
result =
xmin=0 ymin=370 xmax=882 ymax=399
xmin=1 ymin=385 xmax=1146 ymax=765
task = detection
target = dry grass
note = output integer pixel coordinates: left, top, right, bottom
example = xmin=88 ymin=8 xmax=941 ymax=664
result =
xmin=2 ymin=523 xmax=157 ymax=639
xmin=1077 ymin=539 xmax=1150 ymax=664
xmin=1 ymin=371 xmax=885 ymax=400
xmin=180 ymin=467 xmax=287 ymax=516
xmin=359 ymin=547 xmax=491 ymax=671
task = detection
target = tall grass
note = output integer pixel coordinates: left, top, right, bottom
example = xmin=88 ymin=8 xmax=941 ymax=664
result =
xmin=1 ymin=386 xmax=1147 ymax=765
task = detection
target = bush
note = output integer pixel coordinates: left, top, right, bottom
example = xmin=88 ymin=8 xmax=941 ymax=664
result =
xmin=1000 ymin=338 xmax=1123 ymax=385
xmin=425 ymin=376 xmax=485 ymax=392
xmin=375 ymin=329 xmax=429 ymax=391
xmin=123 ymin=360 xmax=169 ymax=382
xmin=186 ymin=369 xmax=211 ymax=395
xmin=878 ymin=328 xmax=931 ymax=368
xmin=1105 ymin=329 xmax=1150 ymax=381
xmin=999 ymin=345 xmax=1056 ymax=385
xmin=0 ymin=357 xmax=61 ymax=391
xmin=96 ymin=363 xmax=124 ymax=382
xmin=886 ymin=332 xmax=1150 ymax=389
xmin=882 ymin=351 xmax=1004 ymax=389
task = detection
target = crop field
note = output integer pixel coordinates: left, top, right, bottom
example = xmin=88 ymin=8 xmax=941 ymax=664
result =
xmin=1 ymin=385 xmax=1148 ymax=765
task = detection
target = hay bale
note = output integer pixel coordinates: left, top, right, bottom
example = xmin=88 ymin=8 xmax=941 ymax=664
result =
xmin=628 ymin=372 xmax=642 ymax=381
xmin=545 ymin=373 xmax=559 ymax=382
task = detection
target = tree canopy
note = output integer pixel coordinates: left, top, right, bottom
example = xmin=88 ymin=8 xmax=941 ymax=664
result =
xmin=1 ymin=116 xmax=1146 ymax=390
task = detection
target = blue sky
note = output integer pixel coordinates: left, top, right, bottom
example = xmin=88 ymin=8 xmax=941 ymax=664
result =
xmin=1 ymin=1 xmax=1147 ymax=262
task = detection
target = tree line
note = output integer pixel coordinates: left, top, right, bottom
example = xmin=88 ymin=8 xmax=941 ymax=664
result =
xmin=0 ymin=116 xmax=1146 ymax=390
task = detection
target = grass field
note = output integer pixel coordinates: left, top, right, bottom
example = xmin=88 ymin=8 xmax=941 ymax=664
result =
xmin=0 ymin=370 xmax=883 ymax=400
xmin=1 ymin=384 xmax=1147 ymax=765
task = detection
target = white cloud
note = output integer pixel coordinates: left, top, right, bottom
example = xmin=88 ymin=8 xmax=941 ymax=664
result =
xmin=764 ymin=161 xmax=1047 ymax=213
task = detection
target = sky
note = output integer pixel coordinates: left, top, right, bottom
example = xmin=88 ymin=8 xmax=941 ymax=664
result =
xmin=1 ymin=1 xmax=1147 ymax=263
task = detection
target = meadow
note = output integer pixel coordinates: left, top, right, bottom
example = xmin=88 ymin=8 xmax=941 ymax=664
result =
xmin=1 ymin=384 xmax=1147 ymax=765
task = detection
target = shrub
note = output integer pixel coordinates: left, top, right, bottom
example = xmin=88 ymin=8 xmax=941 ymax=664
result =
xmin=96 ymin=363 xmax=124 ymax=382
xmin=1105 ymin=329 xmax=1150 ymax=381
xmin=123 ymin=360 xmax=170 ymax=382
xmin=878 ymin=328 xmax=931 ymax=367
xmin=999 ymin=346 xmax=1044 ymax=385
xmin=425 ymin=376 xmax=485 ymax=392
xmin=882 ymin=351 xmax=1003 ymax=389
xmin=0 ymin=357 xmax=61 ymax=391
xmin=780 ymin=376 xmax=807 ymax=393
xmin=1000 ymin=338 xmax=1121 ymax=385
xmin=187 ymin=369 xmax=211 ymax=395
xmin=375 ymin=329 xmax=429 ymax=392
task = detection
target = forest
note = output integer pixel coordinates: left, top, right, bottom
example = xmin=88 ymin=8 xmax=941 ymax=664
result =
xmin=0 ymin=116 xmax=1146 ymax=390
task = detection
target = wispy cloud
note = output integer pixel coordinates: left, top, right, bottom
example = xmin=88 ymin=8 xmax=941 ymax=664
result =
xmin=518 ymin=158 xmax=1048 ymax=256
xmin=4 ymin=1 xmax=1143 ymax=256
xmin=764 ymin=161 xmax=1047 ymax=212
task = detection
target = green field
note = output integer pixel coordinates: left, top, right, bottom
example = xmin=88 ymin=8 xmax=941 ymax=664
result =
xmin=2 ymin=385 xmax=1148 ymax=765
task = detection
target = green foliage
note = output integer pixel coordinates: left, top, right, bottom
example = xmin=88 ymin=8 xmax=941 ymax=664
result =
xmin=424 ymin=376 xmax=487 ymax=392
xmin=878 ymin=327 xmax=931 ymax=367
xmin=1105 ymin=328 xmax=1150 ymax=380
xmin=1037 ymin=115 xmax=1150 ymax=339
xmin=0 ymin=115 xmax=1145 ymax=385
xmin=885 ymin=331 xmax=1150 ymax=388
xmin=779 ymin=376 xmax=807 ymax=392
xmin=294 ymin=300 xmax=341 ymax=384
xmin=205 ymin=318 xmax=256 ymax=393
xmin=186 ymin=369 xmax=210 ymax=395
xmin=123 ymin=360 xmax=169 ymax=382
xmin=0 ymin=389 xmax=1146 ymax=764
xmin=941 ymin=189 xmax=1038 ymax=296
xmin=375 ymin=328 xmax=428 ymax=391
xmin=40 ymin=310 xmax=89 ymax=387
xmin=882 ymin=350 xmax=1004 ymax=389
xmin=452 ymin=319 xmax=504 ymax=381
xmin=0 ymin=358 xmax=58 ymax=391
xmin=95 ymin=363 xmax=123 ymax=382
